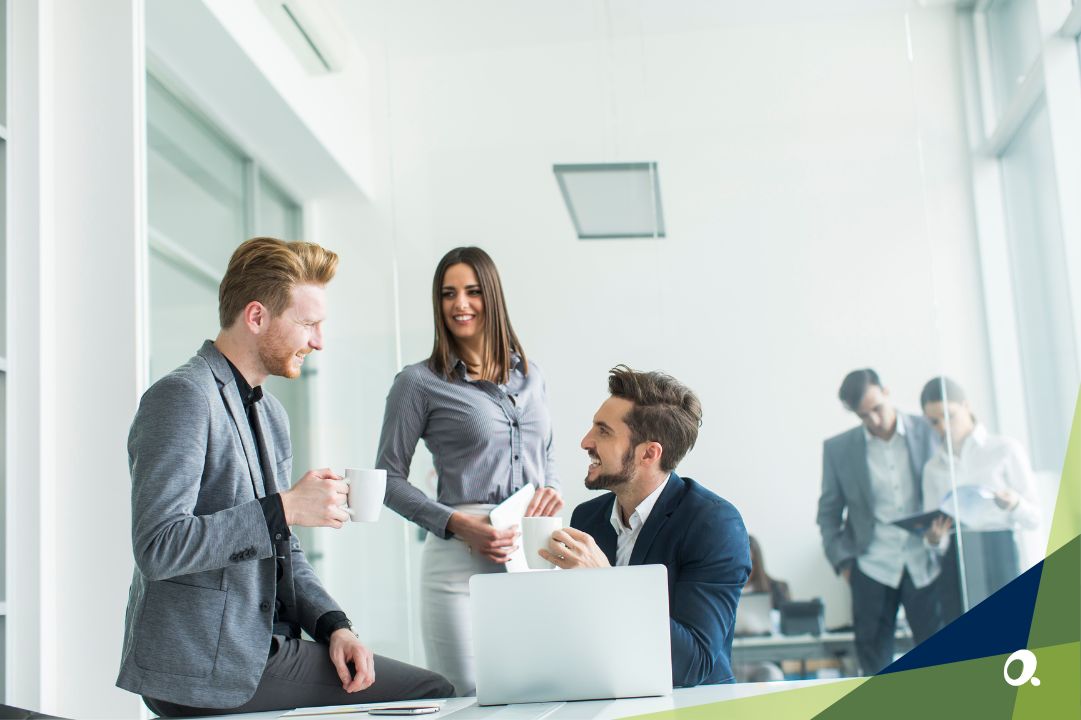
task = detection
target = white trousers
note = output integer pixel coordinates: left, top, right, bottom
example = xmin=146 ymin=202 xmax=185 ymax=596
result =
xmin=420 ymin=504 xmax=505 ymax=697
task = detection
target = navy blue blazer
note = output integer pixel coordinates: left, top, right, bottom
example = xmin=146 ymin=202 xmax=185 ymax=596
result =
xmin=570 ymin=473 xmax=751 ymax=686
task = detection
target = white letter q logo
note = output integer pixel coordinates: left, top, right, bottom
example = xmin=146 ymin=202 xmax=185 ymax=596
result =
xmin=1003 ymin=649 xmax=1040 ymax=687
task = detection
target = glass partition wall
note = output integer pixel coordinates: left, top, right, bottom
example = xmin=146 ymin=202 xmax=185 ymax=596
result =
xmin=320 ymin=0 xmax=1073 ymax=680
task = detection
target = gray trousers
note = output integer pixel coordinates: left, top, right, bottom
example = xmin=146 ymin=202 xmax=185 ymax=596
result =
xmin=144 ymin=636 xmax=454 ymax=717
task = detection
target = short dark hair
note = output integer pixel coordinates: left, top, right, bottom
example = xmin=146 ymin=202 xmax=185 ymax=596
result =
xmin=608 ymin=365 xmax=702 ymax=472
xmin=838 ymin=368 xmax=882 ymax=411
xmin=920 ymin=376 xmax=967 ymax=408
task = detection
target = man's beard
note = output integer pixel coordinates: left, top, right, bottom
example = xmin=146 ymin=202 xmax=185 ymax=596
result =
xmin=258 ymin=328 xmax=302 ymax=379
xmin=584 ymin=446 xmax=636 ymax=491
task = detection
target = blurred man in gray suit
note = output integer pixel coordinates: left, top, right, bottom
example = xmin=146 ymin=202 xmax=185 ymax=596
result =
xmin=118 ymin=238 xmax=452 ymax=717
xmin=817 ymin=369 xmax=941 ymax=675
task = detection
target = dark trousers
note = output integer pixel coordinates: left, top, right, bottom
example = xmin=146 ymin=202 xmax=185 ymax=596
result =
xmin=935 ymin=530 xmax=1022 ymax=628
xmin=145 ymin=637 xmax=454 ymax=718
xmin=850 ymin=566 xmax=941 ymax=675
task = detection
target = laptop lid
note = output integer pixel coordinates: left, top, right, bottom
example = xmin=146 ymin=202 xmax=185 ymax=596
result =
xmin=470 ymin=565 xmax=673 ymax=706
xmin=734 ymin=590 xmax=772 ymax=636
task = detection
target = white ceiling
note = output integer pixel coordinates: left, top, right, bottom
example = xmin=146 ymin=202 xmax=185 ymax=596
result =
xmin=329 ymin=0 xmax=923 ymax=57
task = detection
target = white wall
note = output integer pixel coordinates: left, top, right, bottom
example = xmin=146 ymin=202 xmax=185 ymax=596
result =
xmin=326 ymin=2 xmax=995 ymax=630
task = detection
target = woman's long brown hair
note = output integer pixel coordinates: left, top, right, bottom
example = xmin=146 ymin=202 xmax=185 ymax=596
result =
xmin=746 ymin=535 xmax=773 ymax=593
xmin=428 ymin=246 xmax=528 ymax=383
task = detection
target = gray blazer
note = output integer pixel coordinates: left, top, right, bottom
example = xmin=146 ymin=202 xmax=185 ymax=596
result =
xmin=116 ymin=341 xmax=340 ymax=708
xmin=816 ymin=413 xmax=938 ymax=573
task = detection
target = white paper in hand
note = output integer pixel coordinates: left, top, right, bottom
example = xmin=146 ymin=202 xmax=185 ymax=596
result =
xmin=489 ymin=484 xmax=535 ymax=573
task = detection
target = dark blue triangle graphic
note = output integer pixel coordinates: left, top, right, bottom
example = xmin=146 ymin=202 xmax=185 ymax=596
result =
xmin=879 ymin=553 xmax=1045 ymax=674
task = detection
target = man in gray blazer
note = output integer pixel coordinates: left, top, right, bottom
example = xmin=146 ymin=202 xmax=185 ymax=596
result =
xmin=817 ymin=368 xmax=941 ymax=676
xmin=117 ymin=238 xmax=452 ymax=716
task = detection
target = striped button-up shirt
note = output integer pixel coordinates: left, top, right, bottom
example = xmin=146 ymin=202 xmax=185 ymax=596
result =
xmin=376 ymin=354 xmax=559 ymax=538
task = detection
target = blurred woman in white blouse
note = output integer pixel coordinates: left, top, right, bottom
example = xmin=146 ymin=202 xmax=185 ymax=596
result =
xmin=920 ymin=376 xmax=1039 ymax=620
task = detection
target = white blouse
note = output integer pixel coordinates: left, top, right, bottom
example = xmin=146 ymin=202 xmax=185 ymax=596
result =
xmin=922 ymin=423 xmax=1039 ymax=532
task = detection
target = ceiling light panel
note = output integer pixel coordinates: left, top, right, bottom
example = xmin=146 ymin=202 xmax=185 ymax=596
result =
xmin=554 ymin=162 xmax=666 ymax=240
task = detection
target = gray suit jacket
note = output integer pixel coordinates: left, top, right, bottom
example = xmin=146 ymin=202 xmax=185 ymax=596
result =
xmin=816 ymin=413 xmax=938 ymax=573
xmin=116 ymin=341 xmax=340 ymax=708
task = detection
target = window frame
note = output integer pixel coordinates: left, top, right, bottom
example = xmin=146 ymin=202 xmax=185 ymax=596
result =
xmin=959 ymin=0 xmax=1081 ymax=469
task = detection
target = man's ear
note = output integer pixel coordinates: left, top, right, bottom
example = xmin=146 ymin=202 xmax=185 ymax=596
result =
xmin=640 ymin=441 xmax=664 ymax=468
xmin=242 ymin=301 xmax=269 ymax=334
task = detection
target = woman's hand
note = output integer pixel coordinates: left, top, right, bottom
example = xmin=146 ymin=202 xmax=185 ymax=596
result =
xmin=925 ymin=515 xmax=954 ymax=545
xmin=524 ymin=487 xmax=564 ymax=517
xmin=446 ymin=512 xmax=518 ymax=563
xmin=994 ymin=488 xmax=1020 ymax=511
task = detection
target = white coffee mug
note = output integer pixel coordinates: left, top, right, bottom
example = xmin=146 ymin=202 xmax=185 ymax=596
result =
xmin=344 ymin=468 xmax=387 ymax=523
xmin=522 ymin=516 xmax=564 ymax=570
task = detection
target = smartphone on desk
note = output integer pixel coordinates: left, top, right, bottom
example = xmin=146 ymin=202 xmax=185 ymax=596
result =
xmin=368 ymin=706 xmax=441 ymax=716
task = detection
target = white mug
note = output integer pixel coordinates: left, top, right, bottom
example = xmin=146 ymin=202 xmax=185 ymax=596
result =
xmin=344 ymin=468 xmax=387 ymax=523
xmin=521 ymin=516 xmax=564 ymax=570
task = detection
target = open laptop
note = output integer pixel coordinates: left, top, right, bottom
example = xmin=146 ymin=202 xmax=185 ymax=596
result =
xmin=470 ymin=565 xmax=673 ymax=706
xmin=734 ymin=590 xmax=773 ymax=636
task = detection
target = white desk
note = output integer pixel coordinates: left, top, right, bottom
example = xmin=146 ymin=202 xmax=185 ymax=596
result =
xmin=228 ymin=680 xmax=842 ymax=720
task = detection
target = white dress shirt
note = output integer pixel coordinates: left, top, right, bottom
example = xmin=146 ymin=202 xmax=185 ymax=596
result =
xmin=857 ymin=415 xmax=940 ymax=589
xmin=922 ymin=423 xmax=1040 ymax=534
xmin=609 ymin=475 xmax=671 ymax=567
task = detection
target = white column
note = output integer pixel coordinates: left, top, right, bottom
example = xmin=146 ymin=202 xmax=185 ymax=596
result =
xmin=9 ymin=1 xmax=147 ymax=717
xmin=7 ymin=0 xmax=48 ymax=709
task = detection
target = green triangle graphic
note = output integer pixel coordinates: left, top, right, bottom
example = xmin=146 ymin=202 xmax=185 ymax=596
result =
xmin=1026 ymin=536 xmax=1079 ymax=652
xmin=1046 ymin=390 xmax=1081 ymax=556
xmin=623 ymin=679 xmax=864 ymax=720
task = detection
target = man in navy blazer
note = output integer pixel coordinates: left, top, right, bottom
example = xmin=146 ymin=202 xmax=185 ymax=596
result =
xmin=538 ymin=366 xmax=750 ymax=686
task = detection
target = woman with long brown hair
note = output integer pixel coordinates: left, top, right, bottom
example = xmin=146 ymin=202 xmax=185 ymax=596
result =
xmin=376 ymin=246 xmax=563 ymax=696
xmin=745 ymin=535 xmax=791 ymax=610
